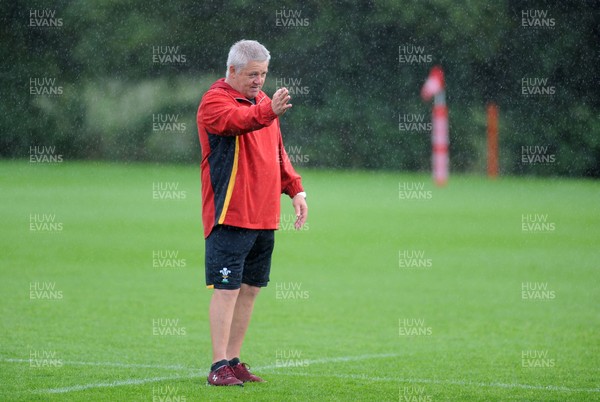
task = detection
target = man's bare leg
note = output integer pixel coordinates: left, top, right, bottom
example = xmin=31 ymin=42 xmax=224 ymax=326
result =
xmin=226 ymin=284 xmax=261 ymax=359
xmin=209 ymin=288 xmax=240 ymax=363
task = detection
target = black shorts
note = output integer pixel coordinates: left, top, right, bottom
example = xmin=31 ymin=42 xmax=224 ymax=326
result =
xmin=205 ymin=225 xmax=275 ymax=290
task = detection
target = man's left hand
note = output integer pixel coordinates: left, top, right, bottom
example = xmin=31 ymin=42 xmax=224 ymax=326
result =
xmin=292 ymin=194 xmax=308 ymax=230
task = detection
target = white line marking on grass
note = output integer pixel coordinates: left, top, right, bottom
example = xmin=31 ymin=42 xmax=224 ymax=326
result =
xmin=45 ymin=374 xmax=198 ymax=394
xmin=27 ymin=353 xmax=599 ymax=395
xmin=257 ymin=352 xmax=402 ymax=371
xmin=303 ymin=353 xmax=402 ymax=365
xmin=276 ymin=372 xmax=600 ymax=393
xmin=35 ymin=353 xmax=400 ymax=394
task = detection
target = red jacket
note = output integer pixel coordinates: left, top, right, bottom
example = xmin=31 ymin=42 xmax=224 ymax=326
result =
xmin=197 ymin=79 xmax=304 ymax=238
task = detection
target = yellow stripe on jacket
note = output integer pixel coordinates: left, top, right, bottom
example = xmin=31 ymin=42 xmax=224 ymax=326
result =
xmin=218 ymin=136 xmax=240 ymax=225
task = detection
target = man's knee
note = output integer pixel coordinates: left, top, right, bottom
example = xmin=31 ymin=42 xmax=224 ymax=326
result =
xmin=212 ymin=288 xmax=241 ymax=302
xmin=240 ymin=283 xmax=261 ymax=297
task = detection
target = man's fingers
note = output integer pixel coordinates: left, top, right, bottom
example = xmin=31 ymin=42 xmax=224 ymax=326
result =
xmin=294 ymin=214 xmax=305 ymax=230
xmin=274 ymin=88 xmax=290 ymax=104
xmin=272 ymin=88 xmax=292 ymax=116
xmin=293 ymin=202 xmax=307 ymax=230
xmin=273 ymin=88 xmax=285 ymax=101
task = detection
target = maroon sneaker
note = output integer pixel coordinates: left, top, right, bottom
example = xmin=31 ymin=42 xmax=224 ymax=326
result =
xmin=231 ymin=362 xmax=265 ymax=383
xmin=207 ymin=364 xmax=243 ymax=386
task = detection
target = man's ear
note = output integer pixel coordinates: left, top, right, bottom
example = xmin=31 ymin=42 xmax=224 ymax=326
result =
xmin=228 ymin=65 xmax=237 ymax=78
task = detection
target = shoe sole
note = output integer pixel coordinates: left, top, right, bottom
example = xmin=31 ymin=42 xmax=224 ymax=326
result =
xmin=206 ymin=381 xmax=243 ymax=387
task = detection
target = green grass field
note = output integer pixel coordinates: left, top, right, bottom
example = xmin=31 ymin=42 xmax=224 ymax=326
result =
xmin=1 ymin=160 xmax=599 ymax=401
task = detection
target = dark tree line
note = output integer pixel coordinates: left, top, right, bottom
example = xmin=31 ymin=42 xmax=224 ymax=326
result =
xmin=2 ymin=0 xmax=598 ymax=176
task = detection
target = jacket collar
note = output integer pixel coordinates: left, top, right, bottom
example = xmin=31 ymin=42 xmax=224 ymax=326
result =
xmin=210 ymin=78 xmax=266 ymax=104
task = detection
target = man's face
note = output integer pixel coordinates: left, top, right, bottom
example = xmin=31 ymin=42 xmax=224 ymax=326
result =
xmin=227 ymin=60 xmax=269 ymax=99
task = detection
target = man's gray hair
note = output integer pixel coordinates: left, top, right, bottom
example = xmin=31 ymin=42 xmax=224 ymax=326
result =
xmin=226 ymin=40 xmax=271 ymax=77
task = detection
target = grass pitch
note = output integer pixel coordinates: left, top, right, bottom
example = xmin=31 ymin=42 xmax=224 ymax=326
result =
xmin=1 ymin=160 xmax=599 ymax=401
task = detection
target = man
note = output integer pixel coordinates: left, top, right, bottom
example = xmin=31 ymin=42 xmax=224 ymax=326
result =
xmin=196 ymin=40 xmax=308 ymax=386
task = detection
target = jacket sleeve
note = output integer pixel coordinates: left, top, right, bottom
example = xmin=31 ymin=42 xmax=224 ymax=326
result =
xmin=199 ymin=90 xmax=278 ymax=136
xmin=278 ymin=121 xmax=304 ymax=198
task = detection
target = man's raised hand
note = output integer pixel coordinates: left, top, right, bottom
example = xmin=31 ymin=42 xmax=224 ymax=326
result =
xmin=271 ymin=87 xmax=292 ymax=116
